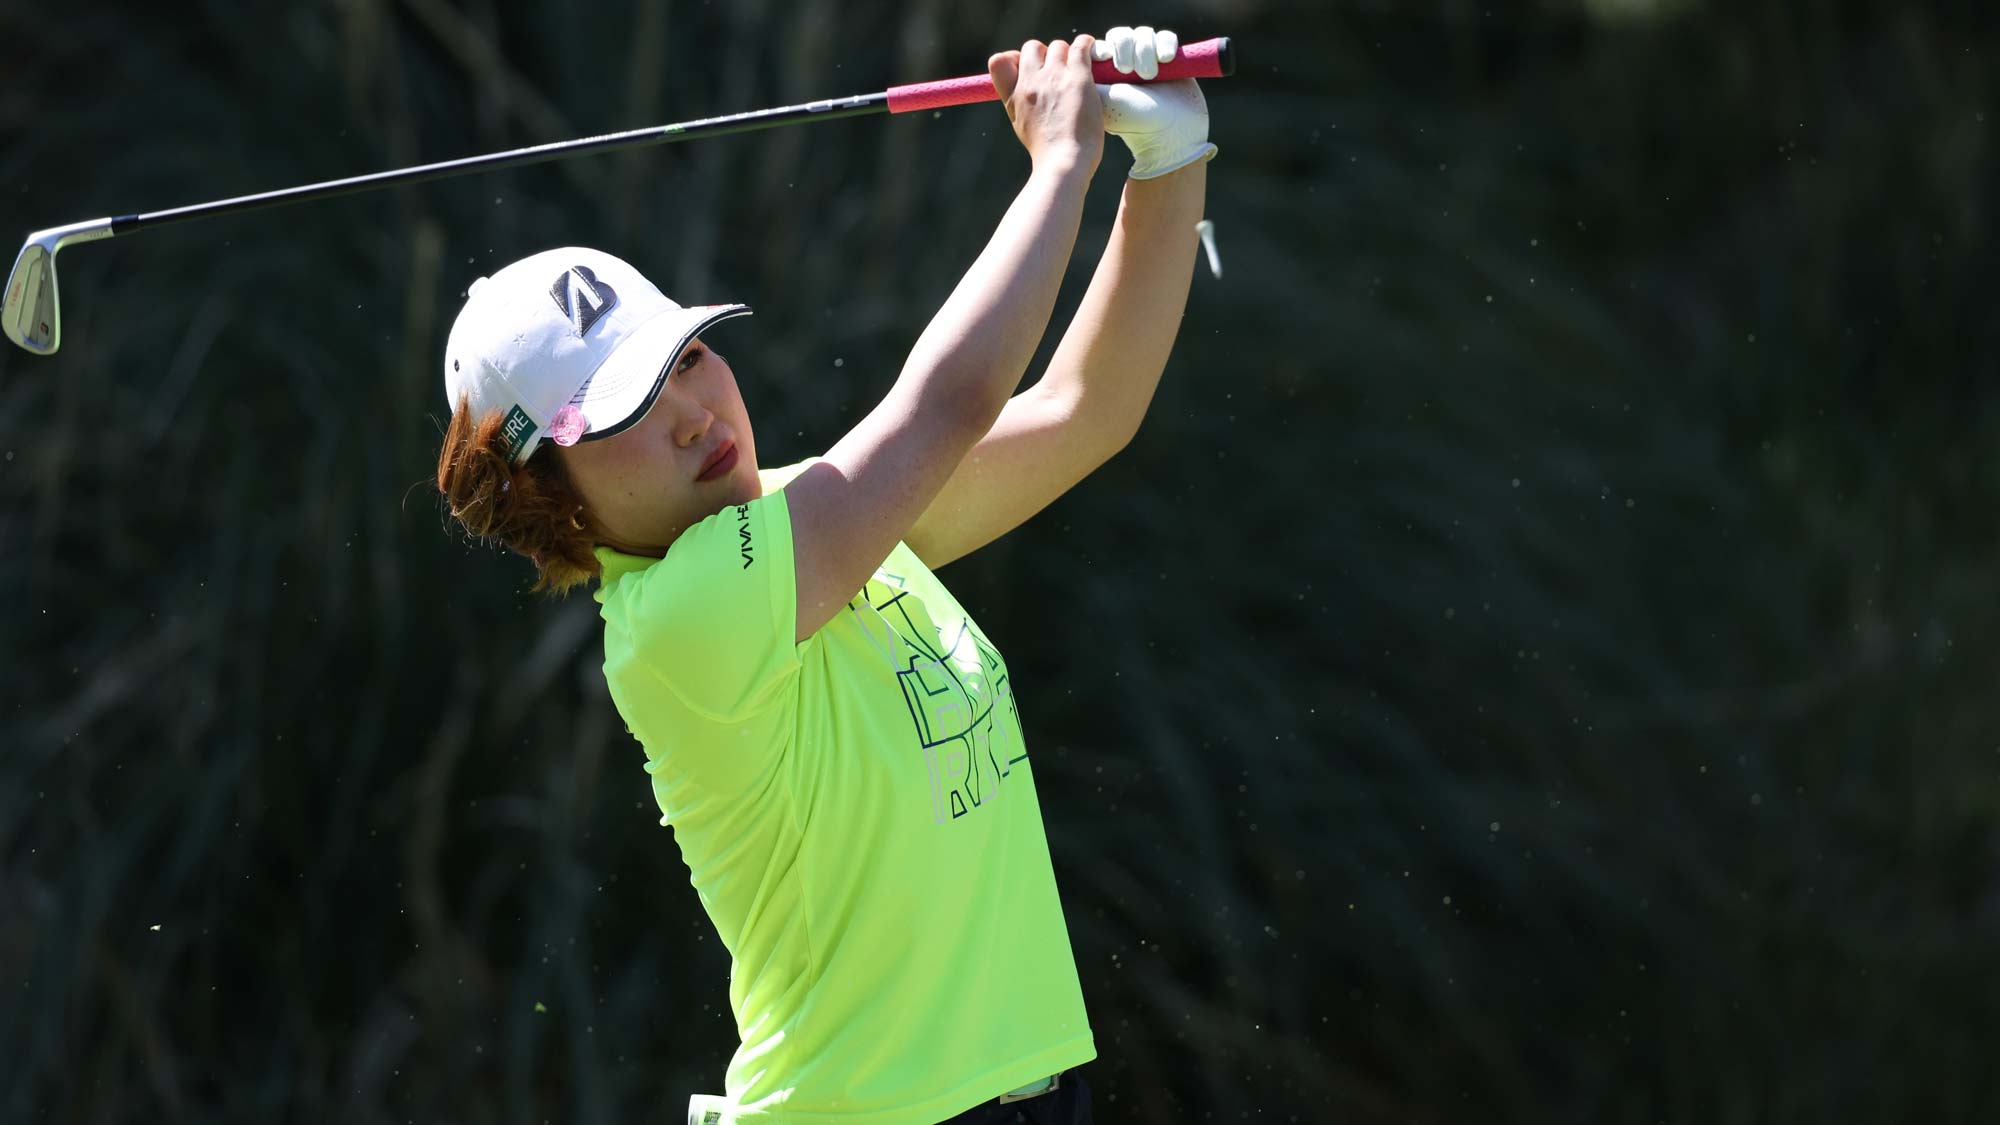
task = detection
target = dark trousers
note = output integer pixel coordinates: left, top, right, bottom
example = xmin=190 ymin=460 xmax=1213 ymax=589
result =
xmin=933 ymin=1069 xmax=1093 ymax=1125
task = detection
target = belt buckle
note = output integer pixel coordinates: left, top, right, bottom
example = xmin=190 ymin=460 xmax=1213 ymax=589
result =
xmin=996 ymin=1072 xmax=1061 ymax=1105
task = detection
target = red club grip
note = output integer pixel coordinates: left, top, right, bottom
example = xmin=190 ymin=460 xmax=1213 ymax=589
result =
xmin=887 ymin=36 xmax=1234 ymax=115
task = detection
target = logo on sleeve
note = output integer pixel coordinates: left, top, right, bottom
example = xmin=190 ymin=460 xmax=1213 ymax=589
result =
xmin=549 ymin=264 xmax=619 ymax=336
xmin=735 ymin=504 xmax=754 ymax=568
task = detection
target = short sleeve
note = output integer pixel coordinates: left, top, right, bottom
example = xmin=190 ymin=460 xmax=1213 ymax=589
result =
xmin=607 ymin=488 xmax=799 ymax=722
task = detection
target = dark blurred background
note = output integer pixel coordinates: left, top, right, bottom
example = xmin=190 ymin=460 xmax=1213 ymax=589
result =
xmin=3 ymin=0 xmax=1996 ymax=1121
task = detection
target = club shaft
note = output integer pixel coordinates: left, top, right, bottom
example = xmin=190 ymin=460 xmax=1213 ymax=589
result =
xmin=7 ymin=36 xmax=1237 ymax=356
xmin=107 ymin=35 xmax=1234 ymax=236
xmin=112 ymin=93 xmax=891 ymax=236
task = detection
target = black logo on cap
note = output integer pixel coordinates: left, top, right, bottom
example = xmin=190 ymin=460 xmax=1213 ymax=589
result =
xmin=550 ymin=265 xmax=619 ymax=337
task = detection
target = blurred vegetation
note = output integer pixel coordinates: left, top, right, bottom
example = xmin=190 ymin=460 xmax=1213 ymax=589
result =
xmin=2 ymin=0 xmax=1996 ymax=1121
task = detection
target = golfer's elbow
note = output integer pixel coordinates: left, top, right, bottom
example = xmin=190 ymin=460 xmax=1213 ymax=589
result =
xmin=1062 ymin=363 xmax=1167 ymax=461
xmin=900 ymin=349 xmax=1022 ymax=432
xmin=1098 ymin=412 xmax=1145 ymax=462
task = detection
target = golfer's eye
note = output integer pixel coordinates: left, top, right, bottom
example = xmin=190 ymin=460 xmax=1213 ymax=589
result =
xmin=676 ymin=346 xmax=704 ymax=374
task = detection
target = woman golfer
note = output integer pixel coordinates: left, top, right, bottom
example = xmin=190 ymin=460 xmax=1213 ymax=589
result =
xmin=435 ymin=27 xmax=1213 ymax=1124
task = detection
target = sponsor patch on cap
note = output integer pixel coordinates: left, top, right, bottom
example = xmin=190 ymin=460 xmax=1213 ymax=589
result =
xmin=550 ymin=265 xmax=619 ymax=337
xmin=500 ymin=403 xmax=538 ymax=462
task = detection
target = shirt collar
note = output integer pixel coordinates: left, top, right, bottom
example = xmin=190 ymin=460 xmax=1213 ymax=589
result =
xmin=592 ymin=544 xmax=660 ymax=601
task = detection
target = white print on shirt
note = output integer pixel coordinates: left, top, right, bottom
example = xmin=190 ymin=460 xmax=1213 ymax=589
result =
xmin=845 ymin=568 xmax=1026 ymax=823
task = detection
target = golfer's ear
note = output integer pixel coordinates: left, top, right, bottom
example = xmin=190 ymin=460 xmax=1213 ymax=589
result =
xmin=989 ymin=51 xmax=1020 ymax=100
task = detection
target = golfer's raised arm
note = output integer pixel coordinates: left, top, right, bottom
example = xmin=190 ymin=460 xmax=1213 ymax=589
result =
xmin=1037 ymin=160 xmax=1207 ymax=451
xmin=785 ymin=35 xmax=1103 ymax=641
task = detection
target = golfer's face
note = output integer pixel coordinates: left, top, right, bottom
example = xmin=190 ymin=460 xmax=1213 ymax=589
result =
xmin=557 ymin=339 xmax=760 ymax=554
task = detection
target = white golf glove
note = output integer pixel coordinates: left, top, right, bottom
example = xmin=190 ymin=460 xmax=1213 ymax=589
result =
xmin=1092 ymin=26 xmax=1217 ymax=180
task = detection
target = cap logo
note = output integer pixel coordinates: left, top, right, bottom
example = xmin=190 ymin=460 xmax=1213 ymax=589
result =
xmin=499 ymin=403 xmax=539 ymax=462
xmin=549 ymin=264 xmax=619 ymax=337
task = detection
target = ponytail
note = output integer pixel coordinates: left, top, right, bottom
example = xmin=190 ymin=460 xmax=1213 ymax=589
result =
xmin=436 ymin=396 xmax=601 ymax=595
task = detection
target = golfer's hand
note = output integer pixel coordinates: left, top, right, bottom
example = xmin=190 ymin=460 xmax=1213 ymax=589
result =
xmin=1092 ymin=26 xmax=1217 ymax=180
xmin=988 ymin=35 xmax=1105 ymax=174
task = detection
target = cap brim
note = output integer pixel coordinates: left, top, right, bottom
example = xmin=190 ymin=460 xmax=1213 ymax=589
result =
xmin=566 ymin=303 xmax=753 ymax=443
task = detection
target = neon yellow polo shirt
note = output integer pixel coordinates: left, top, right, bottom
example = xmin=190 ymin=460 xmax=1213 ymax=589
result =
xmin=593 ymin=459 xmax=1094 ymax=1123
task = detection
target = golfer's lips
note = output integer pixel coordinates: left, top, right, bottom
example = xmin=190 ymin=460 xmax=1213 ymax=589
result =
xmin=695 ymin=440 xmax=738 ymax=483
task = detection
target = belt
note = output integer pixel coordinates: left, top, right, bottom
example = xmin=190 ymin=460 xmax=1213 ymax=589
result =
xmin=995 ymin=1071 xmax=1062 ymax=1105
xmin=687 ymin=1069 xmax=1067 ymax=1122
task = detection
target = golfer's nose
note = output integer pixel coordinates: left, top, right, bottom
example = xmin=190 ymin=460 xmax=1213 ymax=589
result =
xmin=657 ymin=381 xmax=713 ymax=448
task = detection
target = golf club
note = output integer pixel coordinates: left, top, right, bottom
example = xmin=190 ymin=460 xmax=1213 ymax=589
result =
xmin=2 ymin=37 xmax=1234 ymax=357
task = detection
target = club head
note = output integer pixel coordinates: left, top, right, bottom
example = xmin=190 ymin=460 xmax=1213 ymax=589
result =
xmin=4 ymin=218 xmax=115 ymax=356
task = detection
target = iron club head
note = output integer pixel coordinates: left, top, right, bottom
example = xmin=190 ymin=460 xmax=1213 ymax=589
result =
xmin=4 ymin=218 xmax=116 ymax=356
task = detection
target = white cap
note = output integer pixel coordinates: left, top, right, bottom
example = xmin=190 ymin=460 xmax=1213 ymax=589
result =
xmin=443 ymin=246 xmax=752 ymax=465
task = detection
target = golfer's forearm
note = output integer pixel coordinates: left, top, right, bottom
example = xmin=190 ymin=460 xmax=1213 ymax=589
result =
xmin=899 ymin=162 xmax=1094 ymax=427
xmin=1037 ymin=161 xmax=1207 ymax=449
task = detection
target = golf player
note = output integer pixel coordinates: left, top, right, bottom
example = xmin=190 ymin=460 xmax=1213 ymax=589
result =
xmin=435 ymin=26 xmax=1213 ymax=1124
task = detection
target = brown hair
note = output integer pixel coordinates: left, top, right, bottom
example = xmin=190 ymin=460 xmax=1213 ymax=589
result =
xmin=436 ymin=395 xmax=601 ymax=595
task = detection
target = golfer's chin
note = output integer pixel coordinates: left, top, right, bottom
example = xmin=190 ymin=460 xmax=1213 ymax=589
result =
xmin=608 ymin=492 xmax=757 ymax=559
xmin=684 ymin=490 xmax=749 ymax=528
xmin=697 ymin=443 xmax=763 ymax=504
